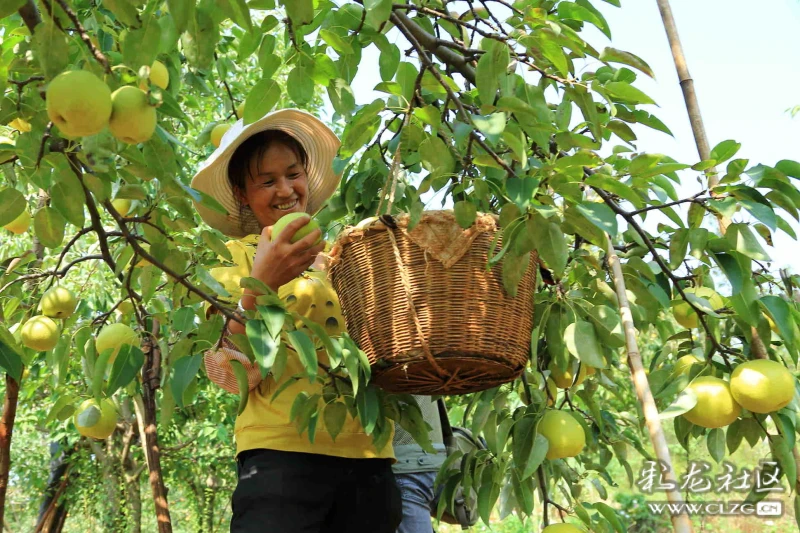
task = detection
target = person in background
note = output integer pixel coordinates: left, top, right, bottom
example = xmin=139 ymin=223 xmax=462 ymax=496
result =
xmin=191 ymin=108 xmax=402 ymax=533
xmin=393 ymin=395 xmax=447 ymax=533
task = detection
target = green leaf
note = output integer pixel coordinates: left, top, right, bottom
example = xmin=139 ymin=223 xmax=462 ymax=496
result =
xmin=181 ymin=8 xmax=218 ymax=70
xmin=123 ymin=15 xmax=162 ymax=70
xmin=712 ymin=252 xmax=744 ymax=293
xmin=604 ymin=82 xmax=656 ymax=105
xmin=760 ymin=296 xmax=795 ymax=347
xmin=471 ymin=113 xmax=506 ymax=145
xmin=0 ymin=337 xmax=23 ymax=382
xmin=475 ymin=40 xmax=508 ymax=104
xmin=286 ymin=67 xmax=314 ymax=105
xmin=726 ymin=419 xmax=744 ymax=454
xmin=599 ymin=47 xmax=655 ymax=78
xmin=725 ymin=223 xmax=770 ymax=261
xmin=319 ymin=29 xmax=353 ymax=55
xmin=707 ymin=428 xmax=725 ymax=463
xmin=419 ymin=135 xmax=455 ymax=179
xmin=167 ymin=0 xmax=195 ymax=34
xmin=668 ymin=228 xmax=689 ymax=270
xmin=454 ymin=201 xmax=477 ymax=229
xmin=502 ymin=249 xmax=531 ymax=298
xmin=323 ymin=401 xmax=347 ymax=441
xmin=287 ymin=329 xmax=318 ymax=382
xmin=33 ymin=207 xmax=65 ymax=249
xmin=246 ymin=319 xmax=278 ymax=378
xmin=710 ymin=140 xmax=741 ymax=163
xmin=364 ymin=0 xmax=392 ymax=29
xmin=256 ymin=305 xmax=285 ymax=339
xmin=102 ymin=0 xmax=140 ymax=27
xmin=51 ymin=180 xmax=85 ymax=227
xmin=77 ymin=405 xmax=101 ymax=428
xmin=659 ymin=388 xmax=698 ymax=419
xmin=281 ymin=0 xmax=313 ymax=25
xmin=0 ymin=0 xmax=26 ymax=18
xmin=172 ymin=353 xmax=203 ymax=408
xmin=477 ymin=465 xmax=501 ymax=526
xmin=0 ymin=188 xmax=26 ymax=227
xmin=378 ymin=43 xmax=400 ymax=81
xmin=32 ymin=21 xmax=69 ymax=79
xmin=575 ymin=202 xmax=618 ymax=236
xmin=776 ymin=160 xmax=800 ymax=180
xmin=559 ymin=1 xmax=610 ymax=37
xmin=531 ymin=220 xmax=568 ymax=277
xmin=244 ymin=78 xmax=282 ymax=125
xmin=195 ymin=266 xmax=231 ymax=298
xmin=595 ymin=501 xmax=626 ymax=533
xmin=224 ymin=0 xmax=252 ymax=30
xmin=505 ymin=177 xmax=539 ymax=209
xmin=45 ymin=394 xmax=76 ymax=424
xmin=106 ymin=346 xmax=145 ymax=398
xmin=564 ymin=320 xmax=606 ymax=368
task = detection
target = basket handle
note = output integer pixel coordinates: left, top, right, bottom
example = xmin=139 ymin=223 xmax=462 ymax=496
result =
xmin=385 ymin=228 xmax=448 ymax=379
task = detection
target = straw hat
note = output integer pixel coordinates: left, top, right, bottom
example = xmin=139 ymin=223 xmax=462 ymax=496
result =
xmin=190 ymin=108 xmax=341 ymax=238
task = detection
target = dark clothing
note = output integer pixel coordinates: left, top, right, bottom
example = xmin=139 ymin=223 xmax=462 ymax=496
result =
xmin=231 ymin=449 xmax=403 ymax=533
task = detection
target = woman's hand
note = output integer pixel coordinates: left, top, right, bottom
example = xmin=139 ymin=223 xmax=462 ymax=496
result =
xmin=249 ymin=215 xmax=325 ymax=294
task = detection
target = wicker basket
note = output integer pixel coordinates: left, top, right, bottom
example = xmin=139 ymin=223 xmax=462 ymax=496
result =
xmin=327 ymin=211 xmax=537 ymax=395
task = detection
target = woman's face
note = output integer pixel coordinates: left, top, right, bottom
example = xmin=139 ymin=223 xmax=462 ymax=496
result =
xmin=235 ymin=142 xmax=309 ymax=229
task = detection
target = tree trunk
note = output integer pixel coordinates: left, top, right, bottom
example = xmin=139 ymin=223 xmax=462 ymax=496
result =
xmin=0 ymin=375 xmax=20 ymax=527
xmin=141 ymin=320 xmax=172 ymax=533
xmin=35 ymin=441 xmax=74 ymax=533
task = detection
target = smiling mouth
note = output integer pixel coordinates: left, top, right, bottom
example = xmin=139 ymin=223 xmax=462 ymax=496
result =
xmin=274 ymin=199 xmax=298 ymax=210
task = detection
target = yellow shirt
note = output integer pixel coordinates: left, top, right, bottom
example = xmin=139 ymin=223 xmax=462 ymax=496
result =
xmin=205 ymin=236 xmax=393 ymax=460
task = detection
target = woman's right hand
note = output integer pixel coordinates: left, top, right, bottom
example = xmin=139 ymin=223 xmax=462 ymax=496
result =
xmin=248 ymin=215 xmax=325 ymax=294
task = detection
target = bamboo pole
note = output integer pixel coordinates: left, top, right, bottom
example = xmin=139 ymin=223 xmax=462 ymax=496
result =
xmin=654 ymin=1 xmax=713 ymax=170
xmin=654 ymin=0 xmax=734 ymax=234
xmin=606 ymin=235 xmax=694 ymax=533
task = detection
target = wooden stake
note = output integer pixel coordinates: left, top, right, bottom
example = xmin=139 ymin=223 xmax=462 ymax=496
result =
xmin=606 ymin=235 xmax=694 ymax=533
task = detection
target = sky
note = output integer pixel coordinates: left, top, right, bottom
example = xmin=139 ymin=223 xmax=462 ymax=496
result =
xmin=326 ymin=0 xmax=800 ymax=272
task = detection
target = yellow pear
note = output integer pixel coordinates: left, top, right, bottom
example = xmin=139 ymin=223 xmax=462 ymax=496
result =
xmin=538 ymin=410 xmax=586 ymax=460
xmin=3 ymin=209 xmax=30 ymax=234
xmin=671 ymin=355 xmax=700 ymax=378
xmin=46 ymin=70 xmax=112 ymax=138
xmin=549 ymin=361 xmax=587 ymax=389
xmin=271 ymin=213 xmax=321 ymax=245
xmin=682 ymin=376 xmax=741 ymax=428
xmin=74 ymin=398 xmax=117 ymax=439
xmin=236 ymin=102 xmax=245 ymax=117
xmin=95 ymin=323 xmax=139 ymax=364
xmin=21 ymin=315 xmax=60 ymax=351
xmin=672 ymin=287 xmax=724 ymax=329
xmin=108 ymin=86 xmax=157 ymax=144
xmin=115 ymin=300 xmax=134 ymax=316
xmin=111 ymin=198 xmax=132 ymax=217
xmin=40 ymin=286 xmax=78 ymax=318
xmin=210 ymin=123 xmax=231 ymax=148
xmin=730 ymin=360 xmax=795 ymax=414
xmin=149 ymin=60 xmax=169 ymax=90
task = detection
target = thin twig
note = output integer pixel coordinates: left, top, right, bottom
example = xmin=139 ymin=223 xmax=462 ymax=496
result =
xmin=53 ymin=0 xmax=111 ymax=73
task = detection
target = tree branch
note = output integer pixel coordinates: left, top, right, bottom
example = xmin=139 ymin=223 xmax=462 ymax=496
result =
xmin=17 ymin=0 xmax=41 ymax=33
xmin=53 ymin=0 xmax=111 ymax=73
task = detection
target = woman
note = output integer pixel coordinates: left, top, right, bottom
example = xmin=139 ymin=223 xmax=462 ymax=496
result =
xmin=191 ymin=109 xmax=402 ymax=533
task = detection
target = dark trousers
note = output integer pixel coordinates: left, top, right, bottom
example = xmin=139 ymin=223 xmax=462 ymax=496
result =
xmin=231 ymin=449 xmax=403 ymax=533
